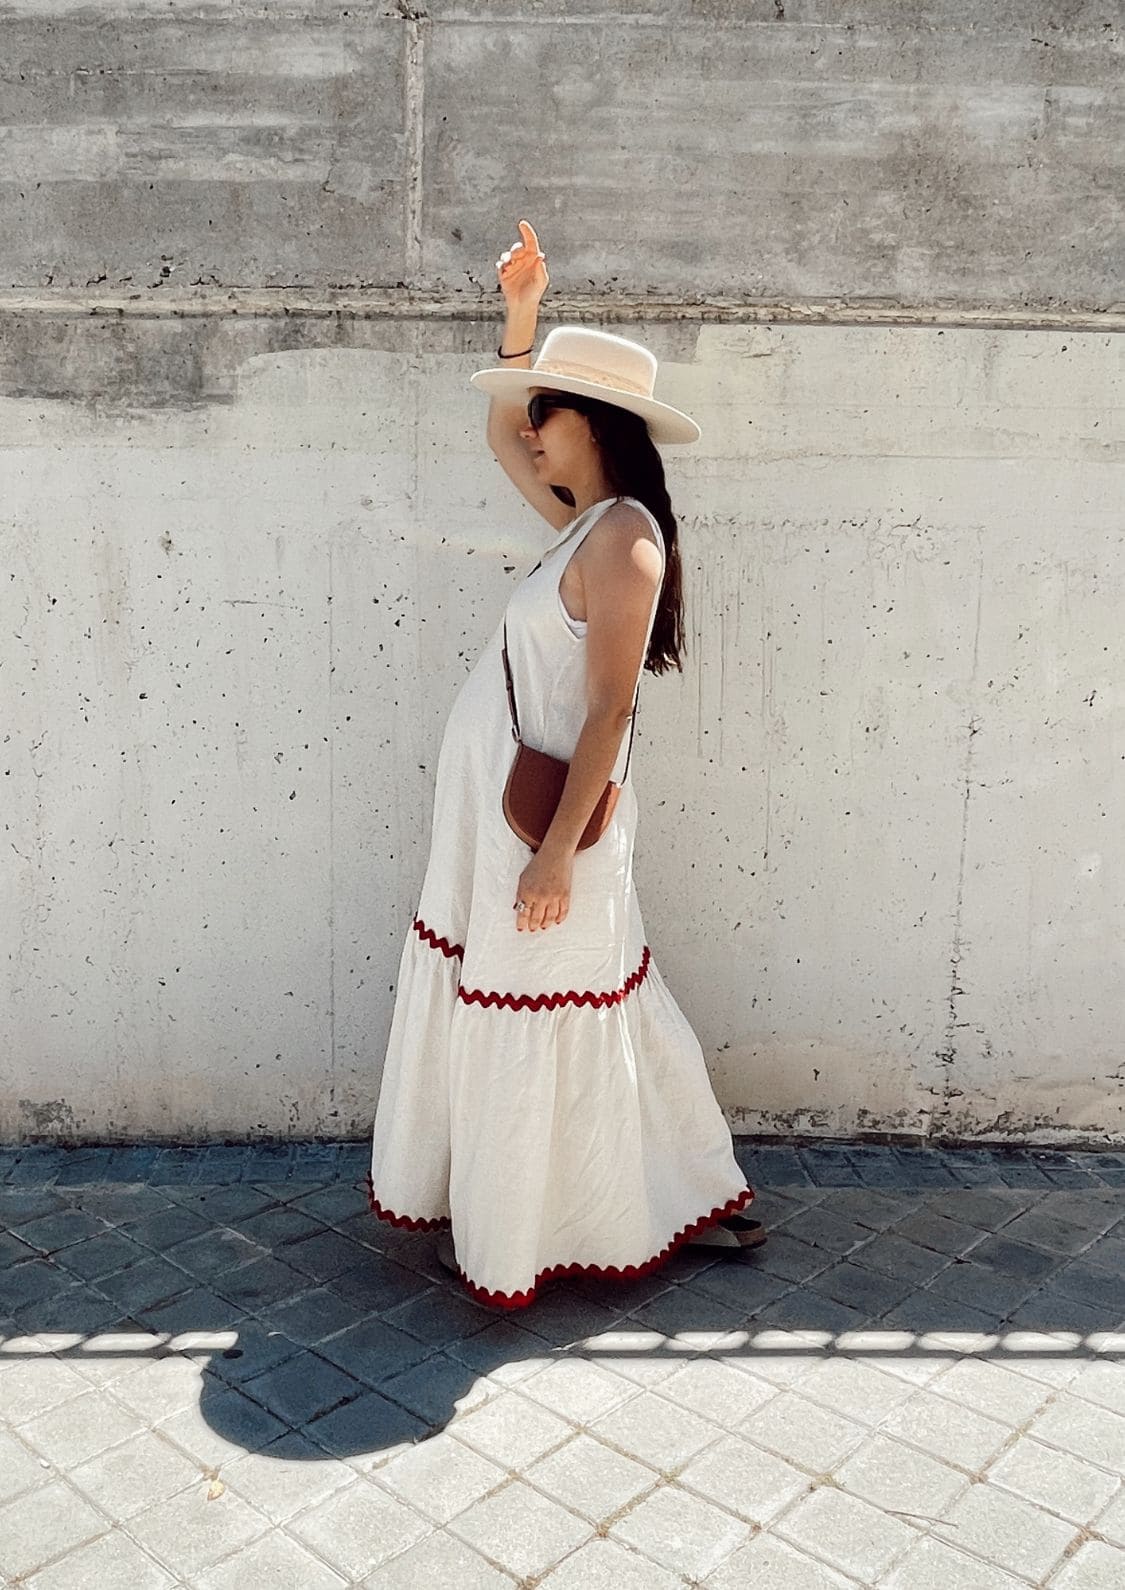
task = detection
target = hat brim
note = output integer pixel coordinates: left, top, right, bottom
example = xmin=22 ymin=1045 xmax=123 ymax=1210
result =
xmin=469 ymin=366 xmax=701 ymax=445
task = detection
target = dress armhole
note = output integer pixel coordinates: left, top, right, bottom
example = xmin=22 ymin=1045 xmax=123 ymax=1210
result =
xmin=556 ymin=498 xmax=663 ymax=638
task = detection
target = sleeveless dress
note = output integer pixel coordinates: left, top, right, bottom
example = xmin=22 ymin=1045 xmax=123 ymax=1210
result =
xmin=367 ymin=494 xmax=754 ymax=1309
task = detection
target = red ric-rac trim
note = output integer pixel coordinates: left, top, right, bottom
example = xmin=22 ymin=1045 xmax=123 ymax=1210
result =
xmin=363 ymin=1174 xmax=755 ymax=1311
xmin=365 ymin=1173 xmax=450 ymax=1232
xmin=413 ymin=916 xmax=652 ymax=1011
xmin=413 ymin=918 xmax=464 ymax=960
xmin=458 ymin=944 xmax=650 ymax=1011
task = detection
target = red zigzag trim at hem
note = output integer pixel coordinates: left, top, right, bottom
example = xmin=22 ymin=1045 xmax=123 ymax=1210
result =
xmin=412 ymin=916 xmax=651 ymax=1011
xmin=365 ymin=1174 xmax=450 ymax=1232
xmin=363 ymin=1172 xmax=755 ymax=1311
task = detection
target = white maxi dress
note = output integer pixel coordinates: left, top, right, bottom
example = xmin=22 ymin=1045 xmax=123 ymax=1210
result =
xmin=367 ymin=494 xmax=754 ymax=1308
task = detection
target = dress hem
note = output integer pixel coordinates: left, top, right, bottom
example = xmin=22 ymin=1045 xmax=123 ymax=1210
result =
xmin=363 ymin=1171 xmax=755 ymax=1311
xmin=365 ymin=1178 xmax=450 ymax=1233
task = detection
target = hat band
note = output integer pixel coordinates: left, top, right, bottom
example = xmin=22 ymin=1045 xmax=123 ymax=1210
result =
xmin=534 ymin=357 xmax=652 ymax=399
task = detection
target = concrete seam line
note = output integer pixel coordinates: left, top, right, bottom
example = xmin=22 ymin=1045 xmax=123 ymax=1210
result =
xmin=0 ymin=290 xmax=1121 ymax=333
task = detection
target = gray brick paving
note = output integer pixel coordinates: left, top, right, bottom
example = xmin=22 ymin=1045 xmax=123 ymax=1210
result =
xmin=0 ymin=1140 xmax=1122 ymax=1587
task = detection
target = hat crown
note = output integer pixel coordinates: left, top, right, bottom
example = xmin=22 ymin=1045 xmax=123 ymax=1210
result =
xmin=532 ymin=327 xmax=657 ymax=402
xmin=468 ymin=322 xmax=700 ymax=444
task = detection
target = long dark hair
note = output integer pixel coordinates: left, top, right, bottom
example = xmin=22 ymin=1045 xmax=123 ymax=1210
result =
xmin=549 ymin=395 xmax=686 ymax=676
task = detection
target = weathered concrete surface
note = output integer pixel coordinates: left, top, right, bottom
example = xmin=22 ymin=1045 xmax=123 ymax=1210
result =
xmin=1 ymin=0 xmax=1122 ymax=1141
xmin=2 ymin=319 xmax=1122 ymax=1143
xmin=0 ymin=0 xmax=1121 ymax=310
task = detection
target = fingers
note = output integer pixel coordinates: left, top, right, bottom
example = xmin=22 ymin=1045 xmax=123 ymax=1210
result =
xmin=516 ymin=898 xmax=548 ymax=933
xmin=514 ymin=897 xmax=568 ymax=932
xmin=496 ymin=245 xmax=545 ymax=278
xmin=496 ymin=220 xmax=546 ymax=280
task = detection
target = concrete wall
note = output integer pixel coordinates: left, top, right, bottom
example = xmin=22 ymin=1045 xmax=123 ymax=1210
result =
xmin=2 ymin=1 xmax=1121 ymax=309
xmin=2 ymin=2 xmax=1122 ymax=1144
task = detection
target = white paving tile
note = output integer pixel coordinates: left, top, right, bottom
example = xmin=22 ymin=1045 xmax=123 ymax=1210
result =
xmin=880 ymin=1387 xmax=1013 ymax=1470
xmin=702 ymin=1531 xmax=857 ymax=1589
xmin=835 ymin=1432 xmax=970 ymax=1520
xmin=882 ymin=1533 xmax=1029 ymax=1588
xmin=446 ymin=1477 xmax=592 ymax=1580
xmin=1030 ymin=1394 xmax=1125 ymax=1476
xmin=360 ymin=1526 xmax=514 ymax=1587
xmin=587 ymin=1388 xmax=720 ymax=1471
xmin=22 ymin=1528 xmax=176 ymax=1590
xmin=1090 ymin=1485 xmax=1125 ymax=1548
xmin=68 ymin=1430 xmax=203 ymax=1522
xmin=738 ymin=1390 xmax=868 ymax=1474
xmin=0 ymin=1359 xmax=91 ymax=1426
xmin=708 ymin=1539 xmax=858 ymax=1590
xmin=930 ymin=1480 xmax=1080 ymax=1582
xmin=794 ymin=1356 xmax=917 ymax=1425
xmin=1069 ymin=1359 xmax=1125 ymax=1417
xmin=126 ymin=1482 xmax=270 ymax=1580
xmin=524 ymin=1432 xmax=657 ymax=1522
xmin=654 ymin=1357 xmax=777 ymax=1427
xmin=103 ymin=1356 xmax=204 ymax=1424
xmin=450 ymin=1389 xmax=575 ymax=1470
xmin=218 ymin=1432 xmax=356 ymax=1525
xmin=929 ymin=1356 xmax=1055 ymax=1426
xmin=536 ymin=1535 xmax=681 ymax=1589
xmin=774 ymin=1482 xmax=921 ymax=1581
xmin=1046 ymin=1539 xmax=1125 ymax=1589
xmin=372 ymin=1429 xmax=508 ymax=1525
xmin=988 ymin=1434 xmax=1120 ymax=1523
xmin=288 ymin=1478 xmax=430 ymax=1581
xmin=677 ymin=1433 xmax=810 ymax=1525
xmin=608 ymin=1481 xmax=752 ymax=1579
xmin=0 ymin=1429 xmax=51 ymax=1504
xmin=193 ymin=1528 xmax=348 ymax=1590
xmin=0 ymin=1479 xmax=107 ymax=1583
xmin=518 ymin=1356 xmax=639 ymax=1424
xmin=19 ymin=1388 xmax=144 ymax=1470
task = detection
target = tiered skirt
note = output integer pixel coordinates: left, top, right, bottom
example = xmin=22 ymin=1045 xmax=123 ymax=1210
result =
xmin=368 ymin=915 xmax=753 ymax=1309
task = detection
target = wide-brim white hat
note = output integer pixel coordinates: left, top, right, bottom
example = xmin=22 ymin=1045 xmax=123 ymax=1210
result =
xmin=470 ymin=325 xmax=701 ymax=445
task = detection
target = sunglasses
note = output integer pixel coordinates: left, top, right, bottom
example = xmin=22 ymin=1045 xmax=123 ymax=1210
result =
xmin=526 ymin=391 xmax=588 ymax=430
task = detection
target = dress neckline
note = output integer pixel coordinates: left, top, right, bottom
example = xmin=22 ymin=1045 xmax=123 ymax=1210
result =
xmin=566 ymin=495 xmax=622 ymax=529
xmin=553 ymin=495 xmax=627 ymax=548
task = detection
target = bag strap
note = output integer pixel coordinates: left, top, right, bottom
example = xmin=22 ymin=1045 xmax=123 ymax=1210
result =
xmin=501 ymin=617 xmax=523 ymax=743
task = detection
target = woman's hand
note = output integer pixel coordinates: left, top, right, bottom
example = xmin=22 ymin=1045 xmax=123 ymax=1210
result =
xmin=514 ymin=840 xmax=572 ymax=932
xmin=496 ymin=219 xmax=550 ymax=310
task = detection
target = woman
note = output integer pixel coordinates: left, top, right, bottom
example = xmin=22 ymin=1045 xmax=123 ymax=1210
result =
xmin=367 ymin=220 xmax=764 ymax=1309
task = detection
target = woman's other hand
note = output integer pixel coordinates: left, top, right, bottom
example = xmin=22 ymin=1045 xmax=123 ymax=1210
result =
xmin=496 ymin=219 xmax=550 ymax=310
xmin=514 ymin=841 xmax=572 ymax=931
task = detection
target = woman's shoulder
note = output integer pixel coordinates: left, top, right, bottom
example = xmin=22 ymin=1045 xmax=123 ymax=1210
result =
xmin=574 ymin=500 xmax=664 ymax=592
xmin=595 ymin=496 xmax=664 ymax=550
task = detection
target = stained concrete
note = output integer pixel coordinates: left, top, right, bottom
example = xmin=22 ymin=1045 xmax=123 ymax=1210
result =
xmin=3 ymin=318 xmax=1122 ymax=1142
xmin=1 ymin=2 xmax=1122 ymax=1142
xmin=0 ymin=1 xmax=1121 ymax=308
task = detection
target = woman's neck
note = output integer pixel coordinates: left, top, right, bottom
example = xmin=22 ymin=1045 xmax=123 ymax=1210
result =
xmin=567 ymin=492 xmax=621 ymax=527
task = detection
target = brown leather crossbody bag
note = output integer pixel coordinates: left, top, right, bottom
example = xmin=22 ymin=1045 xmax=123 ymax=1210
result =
xmin=501 ymin=615 xmax=640 ymax=853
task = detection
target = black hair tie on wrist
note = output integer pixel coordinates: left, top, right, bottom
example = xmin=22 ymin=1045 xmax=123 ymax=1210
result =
xmin=498 ymin=344 xmax=534 ymax=359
